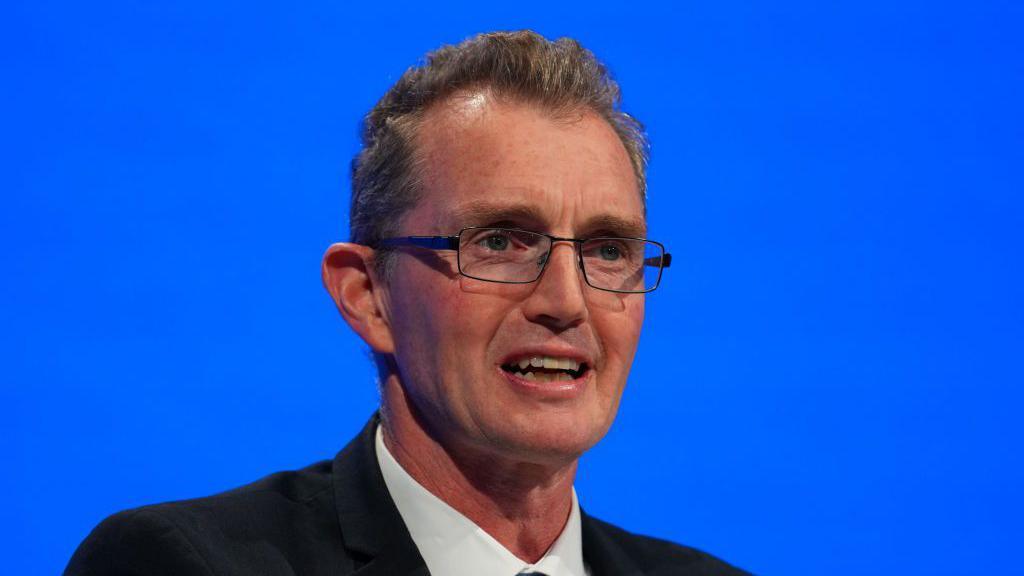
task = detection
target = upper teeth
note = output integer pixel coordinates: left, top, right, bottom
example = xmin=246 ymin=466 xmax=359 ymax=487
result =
xmin=515 ymin=357 xmax=580 ymax=371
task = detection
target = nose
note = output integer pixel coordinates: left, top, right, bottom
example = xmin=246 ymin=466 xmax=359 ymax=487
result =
xmin=521 ymin=241 xmax=589 ymax=331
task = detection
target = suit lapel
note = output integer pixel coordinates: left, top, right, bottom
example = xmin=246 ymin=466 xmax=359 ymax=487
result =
xmin=332 ymin=414 xmax=431 ymax=576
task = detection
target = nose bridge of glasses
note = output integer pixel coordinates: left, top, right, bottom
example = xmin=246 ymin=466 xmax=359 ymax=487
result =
xmin=530 ymin=237 xmax=588 ymax=298
xmin=538 ymin=237 xmax=584 ymax=270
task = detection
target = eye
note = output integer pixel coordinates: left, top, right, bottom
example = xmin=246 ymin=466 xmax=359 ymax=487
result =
xmin=481 ymin=233 xmax=510 ymax=251
xmin=598 ymin=243 xmax=622 ymax=261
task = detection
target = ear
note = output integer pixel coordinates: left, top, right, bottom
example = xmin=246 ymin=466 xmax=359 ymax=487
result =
xmin=321 ymin=243 xmax=395 ymax=355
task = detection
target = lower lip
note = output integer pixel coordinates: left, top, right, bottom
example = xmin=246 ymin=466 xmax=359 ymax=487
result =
xmin=498 ymin=367 xmax=591 ymax=400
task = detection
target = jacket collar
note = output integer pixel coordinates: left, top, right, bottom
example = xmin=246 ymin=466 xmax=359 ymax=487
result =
xmin=332 ymin=414 xmax=431 ymax=576
xmin=331 ymin=414 xmax=640 ymax=576
xmin=581 ymin=510 xmax=643 ymax=576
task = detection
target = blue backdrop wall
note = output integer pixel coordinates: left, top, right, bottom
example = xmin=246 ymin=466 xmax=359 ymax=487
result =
xmin=5 ymin=1 xmax=1023 ymax=574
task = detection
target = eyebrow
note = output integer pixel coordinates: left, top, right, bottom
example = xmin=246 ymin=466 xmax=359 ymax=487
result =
xmin=449 ymin=200 xmax=647 ymax=238
xmin=451 ymin=200 xmax=547 ymax=229
xmin=579 ymin=213 xmax=647 ymax=239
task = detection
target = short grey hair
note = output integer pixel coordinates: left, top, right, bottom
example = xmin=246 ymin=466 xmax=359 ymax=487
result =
xmin=349 ymin=30 xmax=649 ymax=280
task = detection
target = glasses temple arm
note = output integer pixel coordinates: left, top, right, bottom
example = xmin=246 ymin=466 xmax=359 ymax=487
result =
xmin=377 ymin=236 xmax=460 ymax=250
xmin=644 ymin=252 xmax=671 ymax=268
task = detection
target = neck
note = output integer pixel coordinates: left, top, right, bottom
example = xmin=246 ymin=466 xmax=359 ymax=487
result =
xmin=379 ymin=377 xmax=578 ymax=563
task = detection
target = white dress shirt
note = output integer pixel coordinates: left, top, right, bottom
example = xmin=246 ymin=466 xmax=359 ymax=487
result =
xmin=375 ymin=425 xmax=589 ymax=576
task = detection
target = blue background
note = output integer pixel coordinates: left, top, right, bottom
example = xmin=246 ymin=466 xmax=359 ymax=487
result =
xmin=5 ymin=1 xmax=1023 ymax=574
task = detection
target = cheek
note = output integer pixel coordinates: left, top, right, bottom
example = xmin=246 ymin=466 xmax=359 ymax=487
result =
xmin=390 ymin=271 xmax=509 ymax=374
xmin=387 ymin=268 xmax=451 ymax=378
xmin=601 ymin=296 xmax=645 ymax=368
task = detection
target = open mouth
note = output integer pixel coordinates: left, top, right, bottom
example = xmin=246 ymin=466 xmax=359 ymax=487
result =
xmin=500 ymin=356 xmax=590 ymax=383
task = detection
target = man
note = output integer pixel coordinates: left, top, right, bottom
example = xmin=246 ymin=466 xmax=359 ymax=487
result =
xmin=66 ymin=31 xmax=748 ymax=575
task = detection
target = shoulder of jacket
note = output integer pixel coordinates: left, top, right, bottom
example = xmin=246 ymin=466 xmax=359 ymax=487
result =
xmin=65 ymin=458 xmax=338 ymax=575
xmin=584 ymin=515 xmax=753 ymax=576
xmin=65 ymin=506 xmax=215 ymax=575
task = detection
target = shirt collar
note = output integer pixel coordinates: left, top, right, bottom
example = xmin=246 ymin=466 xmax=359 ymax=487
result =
xmin=375 ymin=425 xmax=587 ymax=576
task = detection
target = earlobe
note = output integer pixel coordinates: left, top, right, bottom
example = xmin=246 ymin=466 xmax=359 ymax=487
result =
xmin=321 ymin=243 xmax=395 ymax=354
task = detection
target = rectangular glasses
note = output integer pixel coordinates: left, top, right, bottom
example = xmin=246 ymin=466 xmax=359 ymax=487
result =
xmin=378 ymin=227 xmax=671 ymax=294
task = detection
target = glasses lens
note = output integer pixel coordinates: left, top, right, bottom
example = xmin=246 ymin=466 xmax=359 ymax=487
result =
xmin=458 ymin=228 xmax=548 ymax=283
xmin=581 ymin=238 xmax=665 ymax=293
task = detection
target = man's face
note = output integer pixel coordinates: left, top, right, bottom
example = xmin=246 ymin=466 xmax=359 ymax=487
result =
xmin=382 ymin=95 xmax=646 ymax=465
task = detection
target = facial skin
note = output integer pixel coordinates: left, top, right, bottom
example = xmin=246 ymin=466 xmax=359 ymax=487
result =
xmin=323 ymin=92 xmax=648 ymax=558
xmin=375 ymin=93 xmax=647 ymax=468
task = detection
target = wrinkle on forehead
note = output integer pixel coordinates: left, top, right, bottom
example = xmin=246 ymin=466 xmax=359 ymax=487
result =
xmin=419 ymin=99 xmax=635 ymax=183
xmin=449 ymin=199 xmax=646 ymax=238
xmin=411 ymin=94 xmax=643 ymax=236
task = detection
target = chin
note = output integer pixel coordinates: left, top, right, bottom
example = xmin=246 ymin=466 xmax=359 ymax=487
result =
xmin=484 ymin=410 xmax=614 ymax=465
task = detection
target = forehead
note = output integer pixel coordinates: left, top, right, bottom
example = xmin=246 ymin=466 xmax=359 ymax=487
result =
xmin=407 ymin=95 xmax=645 ymax=236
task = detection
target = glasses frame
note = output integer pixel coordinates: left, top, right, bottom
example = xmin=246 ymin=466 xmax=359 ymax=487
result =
xmin=377 ymin=226 xmax=672 ymax=294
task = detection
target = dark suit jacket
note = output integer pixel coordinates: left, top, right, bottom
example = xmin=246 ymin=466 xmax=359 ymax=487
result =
xmin=66 ymin=415 xmax=749 ymax=575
